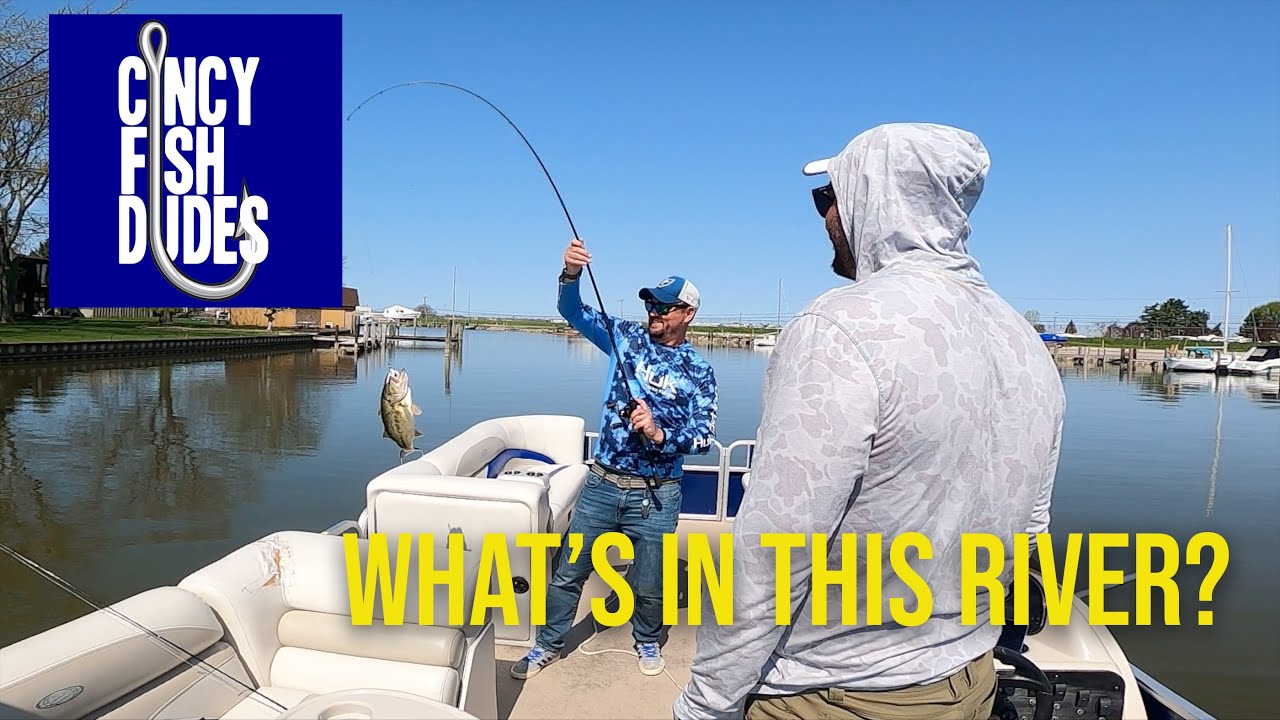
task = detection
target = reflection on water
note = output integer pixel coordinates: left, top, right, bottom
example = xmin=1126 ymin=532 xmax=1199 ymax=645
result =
xmin=0 ymin=350 xmax=355 ymax=642
xmin=0 ymin=333 xmax=1276 ymax=717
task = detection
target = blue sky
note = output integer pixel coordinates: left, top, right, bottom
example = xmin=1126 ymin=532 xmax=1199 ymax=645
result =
xmin=22 ymin=0 xmax=1280 ymax=329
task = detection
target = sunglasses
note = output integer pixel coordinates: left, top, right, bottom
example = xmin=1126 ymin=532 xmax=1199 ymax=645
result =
xmin=645 ymin=300 xmax=687 ymax=315
xmin=812 ymin=182 xmax=834 ymax=218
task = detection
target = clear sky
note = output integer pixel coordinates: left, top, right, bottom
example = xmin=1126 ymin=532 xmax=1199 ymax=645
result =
xmin=20 ymin=0 xmax=1280 ymax=330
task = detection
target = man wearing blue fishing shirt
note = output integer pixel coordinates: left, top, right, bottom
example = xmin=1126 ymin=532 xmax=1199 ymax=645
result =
xmin=512 ymin=237 xmax=718 ymax=680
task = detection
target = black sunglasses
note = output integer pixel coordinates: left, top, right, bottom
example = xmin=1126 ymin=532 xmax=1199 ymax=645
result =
xmin=645 ymin=300 xmax=687 ymax=315
xmin=812 ymin=183 xmax=834 ymax=218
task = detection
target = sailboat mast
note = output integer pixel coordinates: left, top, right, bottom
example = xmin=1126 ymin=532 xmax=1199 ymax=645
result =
xmin=776 ymin=278 xmax=782 ymax=328
xmin=1223 ymin=225 xmax=1231 ymax=353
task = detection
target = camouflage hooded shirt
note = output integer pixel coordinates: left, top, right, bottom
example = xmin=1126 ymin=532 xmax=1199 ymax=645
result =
xmin=674 ymin=123 xmax=1066 ymax=719
xmin=558 ymin=277 xmax=718 ymax=479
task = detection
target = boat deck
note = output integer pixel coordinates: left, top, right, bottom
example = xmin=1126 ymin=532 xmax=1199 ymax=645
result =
xmin=496 ymin=519 xmax=726 ymax=720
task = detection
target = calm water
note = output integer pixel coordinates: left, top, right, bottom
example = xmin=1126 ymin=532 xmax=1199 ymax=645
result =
xmin=1 ymin=330 xmax=1276 ymax=717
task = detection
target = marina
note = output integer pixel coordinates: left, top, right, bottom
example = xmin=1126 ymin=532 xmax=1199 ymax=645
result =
xmin=0 ymin=331 xmax=1275 ymax=718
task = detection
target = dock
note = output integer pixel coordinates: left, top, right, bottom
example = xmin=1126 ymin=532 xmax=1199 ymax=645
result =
xmin=387 ymin=319 xmax=466 ymax=348
xmin=310 ymin=321 xmax=391 ymax=356
xmin=310 ymin=319 xmax=465 ymax=356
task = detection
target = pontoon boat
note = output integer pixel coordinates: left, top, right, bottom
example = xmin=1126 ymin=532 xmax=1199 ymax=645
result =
xmin=0 ymin=415 xmax=1218 ymax=720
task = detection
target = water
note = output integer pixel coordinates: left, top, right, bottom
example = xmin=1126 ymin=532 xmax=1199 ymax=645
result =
xmin=1 ymin=330 xmax=1276 ymax=717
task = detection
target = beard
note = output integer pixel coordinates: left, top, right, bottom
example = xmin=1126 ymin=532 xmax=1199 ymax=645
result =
xmin=827 ymin=210 xmax=857 ymax=280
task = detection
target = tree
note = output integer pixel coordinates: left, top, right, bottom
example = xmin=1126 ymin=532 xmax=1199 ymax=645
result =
xmin=1065 ymin=320 xmax=1077 ymax=334
xmin=1239 ymin=301 xmax=1280 ymax=342
xmin=0 ymin=2 xmax=51 ymax=323
xmin=152 ymin=308 xmax=182 ymax=324
xmin=0 ymin=0 xmax=126 ymax=322
xmin=1138 ymin=298 xmax=1210 ymax=337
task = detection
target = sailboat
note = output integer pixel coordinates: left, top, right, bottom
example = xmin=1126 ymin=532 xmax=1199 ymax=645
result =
xmin=1164 ymin=225 xmax=1238 ymax=373
xmin=753 ymin=279 xmax=782 ymax=348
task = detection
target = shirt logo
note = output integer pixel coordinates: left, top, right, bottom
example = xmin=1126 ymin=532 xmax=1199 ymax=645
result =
xmin=636 ymin=361 xmax=677 ymax=399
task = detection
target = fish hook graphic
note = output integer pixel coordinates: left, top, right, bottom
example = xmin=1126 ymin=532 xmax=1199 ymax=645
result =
xmin=137 ymin=20 xmax=262 ymax=301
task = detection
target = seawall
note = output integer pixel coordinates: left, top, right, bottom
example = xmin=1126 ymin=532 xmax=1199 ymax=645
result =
xmin=0 ymin=333 xmax=316 ymax=363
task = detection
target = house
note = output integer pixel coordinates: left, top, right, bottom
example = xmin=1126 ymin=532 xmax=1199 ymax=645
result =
xmin=380 ymin=304 xmax=419 ymax=321
xmin=12 ymin=254 xmax=48 ymax=317
xmin=228 ymin=287 xmax=360 ymax=331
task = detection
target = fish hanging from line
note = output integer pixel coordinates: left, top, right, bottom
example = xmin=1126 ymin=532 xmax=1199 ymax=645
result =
xmin=379 ymin=367 xmax=422 ymax=459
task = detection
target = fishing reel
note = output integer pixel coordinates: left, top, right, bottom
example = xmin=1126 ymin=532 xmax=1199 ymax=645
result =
xmin=609 ymin=398 xmax=643 ymax=434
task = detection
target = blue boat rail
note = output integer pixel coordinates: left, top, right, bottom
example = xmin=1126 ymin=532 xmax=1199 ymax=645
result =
xmin=582 ymin=430 xmax=754 ymax=522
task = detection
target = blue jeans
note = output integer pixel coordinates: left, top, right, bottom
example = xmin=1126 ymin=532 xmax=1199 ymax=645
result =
xmin=535 ymin=469 xmax=682 ymax=652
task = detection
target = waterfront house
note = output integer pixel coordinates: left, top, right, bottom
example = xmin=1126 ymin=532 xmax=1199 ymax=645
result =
xmin=12 ymin=254 xmax=48 ymax=317
xmin=228 ymin=287 xmax=361 ymax=331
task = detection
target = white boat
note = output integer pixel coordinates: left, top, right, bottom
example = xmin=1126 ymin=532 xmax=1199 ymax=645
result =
xmin=1226 ymin=343 xmax=1280 ymax=375
xmin=1163 ymin=346 xmax=1224 ymax=373
xmin=0 ymin=415 xmax=1218 ymax=720
xmin=753 ymin=278 xmax=783 ymax=348
xmin=1165 ymin=226 xmax=1237 ymax=374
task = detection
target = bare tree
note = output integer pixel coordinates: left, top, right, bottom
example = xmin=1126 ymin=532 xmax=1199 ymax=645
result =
xmin=0 ymin=0 xmax=127 ymax=322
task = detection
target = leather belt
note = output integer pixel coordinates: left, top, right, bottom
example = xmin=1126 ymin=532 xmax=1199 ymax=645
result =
xmin=595 ymin=464 xmax=674 ymax=490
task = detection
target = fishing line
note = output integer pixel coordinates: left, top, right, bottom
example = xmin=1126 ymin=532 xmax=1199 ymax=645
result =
xmin=0 ymin=541 xmax=288 ymax=713
xmin=346 ymin=81 xmax=641 ymax=417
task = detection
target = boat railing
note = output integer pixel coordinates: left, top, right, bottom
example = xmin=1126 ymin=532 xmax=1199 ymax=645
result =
xmin=584 ymin=430 xmax=754 ymax=522
xmin=326 ymin=432 xmax=755 ymax=537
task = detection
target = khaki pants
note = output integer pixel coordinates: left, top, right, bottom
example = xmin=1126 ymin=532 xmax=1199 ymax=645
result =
xmin=744 ymin=651 xmax=997 ymax=720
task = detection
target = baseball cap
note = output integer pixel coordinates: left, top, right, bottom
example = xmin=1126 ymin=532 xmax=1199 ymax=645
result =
xmin=639 ymin=276 xmax=700 ymax=309
xmin=801 ymin=157 xmax=831 ymax=176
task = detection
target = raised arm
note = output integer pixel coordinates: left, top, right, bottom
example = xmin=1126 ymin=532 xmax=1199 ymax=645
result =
xmin=557 ymin=272 xmax=616 ymax=354
xmin=673 ymin=312 xmax=880 ymax=720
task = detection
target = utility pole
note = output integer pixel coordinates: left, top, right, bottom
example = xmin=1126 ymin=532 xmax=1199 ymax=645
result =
xmin=451 ymin=267 xmax=457 ymax=319
xmin=618 ymin=299 xmax=624 ymax=320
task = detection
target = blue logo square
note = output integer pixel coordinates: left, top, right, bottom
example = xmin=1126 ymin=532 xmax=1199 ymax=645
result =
xmin=47 ymin=13 xmax=343 ymax=308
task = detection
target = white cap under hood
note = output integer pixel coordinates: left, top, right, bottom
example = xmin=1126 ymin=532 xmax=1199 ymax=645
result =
xmin=804 ymin=123 xmax=991 ymax=281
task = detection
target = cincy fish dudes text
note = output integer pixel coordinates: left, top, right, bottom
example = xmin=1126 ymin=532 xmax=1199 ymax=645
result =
xmin=342 ymin=531 xmax=1229 ymax=629
xmin=117 ymin=52 xmax=268 ymax=266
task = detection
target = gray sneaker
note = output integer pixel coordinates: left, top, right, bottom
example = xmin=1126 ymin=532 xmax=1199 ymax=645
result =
xmin=511 ymin=645 xmax=559 ymax=679
xmin=636 ymin=641 xmax=665 ymax=675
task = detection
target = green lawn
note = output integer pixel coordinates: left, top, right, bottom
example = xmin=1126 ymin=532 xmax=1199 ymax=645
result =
xmin=0 ymin=318 xmax=279 ymax=343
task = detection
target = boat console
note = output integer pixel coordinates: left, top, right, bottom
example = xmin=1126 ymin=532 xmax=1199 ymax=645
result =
xmin=990 ymin=573 xmax=1133 ymax=720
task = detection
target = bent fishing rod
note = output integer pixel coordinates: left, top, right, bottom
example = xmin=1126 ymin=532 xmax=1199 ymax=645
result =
xmin=346 ymin=81 xmax=642 ymax=422
xmin=0 ymin=541 xmax=289 ymax=713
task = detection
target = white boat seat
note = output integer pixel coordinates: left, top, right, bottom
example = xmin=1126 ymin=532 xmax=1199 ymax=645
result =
xmin=176 ymin=531 xmax=496 ymax=720
xmin=360 ymin=414 xmax=591 ymax=648
xmin=0 ymin=586 xmax=247 ymax=720
xmin=410 ymin=415 xmax=587 ymax=479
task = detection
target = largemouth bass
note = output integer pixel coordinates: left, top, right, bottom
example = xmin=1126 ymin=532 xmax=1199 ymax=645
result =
xmin=380 ymin=367 xmax=422 ymax=458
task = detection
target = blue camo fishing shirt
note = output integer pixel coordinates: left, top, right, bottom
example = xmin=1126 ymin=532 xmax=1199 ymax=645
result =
xmin=558 ymin=275 xmax=718 ymax=480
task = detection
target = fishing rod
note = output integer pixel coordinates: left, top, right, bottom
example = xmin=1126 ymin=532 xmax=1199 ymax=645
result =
xmin=346 ymin=81 xmax=642 ymax=421
xmin=0 ymin=541 xmax=289 ymax=714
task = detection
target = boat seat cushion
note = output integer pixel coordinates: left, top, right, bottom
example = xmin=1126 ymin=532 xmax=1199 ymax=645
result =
xmin=413 ymin=415 xmax=587 ymax=477
xmin=219 ymin=686 xmax=312 ymax=720
xmin=269 ymin=648 xmax=460 ymax=707
xmin=276 ymin=610 xmax=465 ymax=668
xmin=177 ymin=531 xmax=482 ymax=692
xmin=0 ymin=586 xmax=224 ymax=720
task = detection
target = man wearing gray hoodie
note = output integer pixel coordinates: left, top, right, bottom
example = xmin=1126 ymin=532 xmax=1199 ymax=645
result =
xmin=674 ymin=123 xmax=1065 ymax=720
